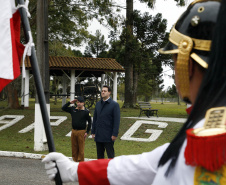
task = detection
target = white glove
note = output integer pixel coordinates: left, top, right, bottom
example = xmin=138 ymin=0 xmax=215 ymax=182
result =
xmin=42 ymin=152 xmax=79 ymax=183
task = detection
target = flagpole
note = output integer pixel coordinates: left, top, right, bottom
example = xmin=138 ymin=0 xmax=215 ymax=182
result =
xmin=16 ymin=0 xmax=62 ymax=184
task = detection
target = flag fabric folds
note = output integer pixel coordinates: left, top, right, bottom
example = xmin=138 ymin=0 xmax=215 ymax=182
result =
xmin=0 ymin=0 xmax=25 ymax=92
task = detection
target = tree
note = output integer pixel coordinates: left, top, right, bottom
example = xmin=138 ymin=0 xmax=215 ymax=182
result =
xmin=122 ymin=9 xmax=169 ymax=107
xmin=117 ymin=83 xmax=125 ymax=101
xmin=108 ymin=11 xmax=169 ymax=103
xmin=72 ymin=49 xmax=83 ymax=57
xmin=5 ymin=0 xmax=123 ymax=109
xmin=27 ymin=0 xmax=122 ymax=45
xmin=165 ymin=84 xmax=182 ymax=105
xmin=49 ymin=40 xmax=76 ymax=56
xmin=123 ymin=0 xmax=134 ymax=108
xmin=108 ymin=40 xmax=126 ymax=63
xmin=134 ymin=11 xmax=171 ymax=101
xmin=123 ymin=0 xmax=185 ymax=108
xmin=84 ymin=30 xmax=109 ymax=58
xmin=5 ymin=81 xmax=20 ymax=109
xmin=6 ymin=0 xmax=186 ymax=109
xmin=167 ymin=84 xmax=177 ymax=97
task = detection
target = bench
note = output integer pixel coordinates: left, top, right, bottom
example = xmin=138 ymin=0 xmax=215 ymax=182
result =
xmin=138 ymin=101 xmax=158 ymax=118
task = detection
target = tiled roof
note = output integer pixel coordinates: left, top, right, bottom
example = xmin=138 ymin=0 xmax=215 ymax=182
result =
xmin=23 ymin=56 xmax=124 ymax=72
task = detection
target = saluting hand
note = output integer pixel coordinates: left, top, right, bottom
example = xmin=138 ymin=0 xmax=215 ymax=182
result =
xmin=70 ymin=99 xmax=77 ymax=104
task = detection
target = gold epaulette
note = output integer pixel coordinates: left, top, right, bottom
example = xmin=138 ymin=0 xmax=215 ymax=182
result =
xmin=185 ymin=107 xmax=226 ymax=171
xmin=194 ymin=107 xmax=226 ymax=136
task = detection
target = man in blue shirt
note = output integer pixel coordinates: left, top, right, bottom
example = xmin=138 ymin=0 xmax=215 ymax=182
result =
xmin=91 ymin=85 xmax=120 ymax=159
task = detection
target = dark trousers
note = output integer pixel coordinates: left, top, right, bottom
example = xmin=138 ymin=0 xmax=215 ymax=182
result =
xmin=96 ymin=142 xmax=115 ymax=159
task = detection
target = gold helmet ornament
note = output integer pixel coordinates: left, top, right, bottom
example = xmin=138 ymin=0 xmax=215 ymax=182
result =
xmin=159 ymin=0 xmax=221 ymax=103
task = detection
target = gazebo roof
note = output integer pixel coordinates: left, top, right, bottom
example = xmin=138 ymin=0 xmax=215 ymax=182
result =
xmin=22 ymin=56 xmax=124 ymax=77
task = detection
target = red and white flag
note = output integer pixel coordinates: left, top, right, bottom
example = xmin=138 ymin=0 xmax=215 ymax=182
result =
xmin=0 ymin=0 xmax=24 ymax=92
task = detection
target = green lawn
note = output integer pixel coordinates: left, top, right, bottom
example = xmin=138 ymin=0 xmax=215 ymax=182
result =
xmin=0 ymin=98 xmax=187 ymax=158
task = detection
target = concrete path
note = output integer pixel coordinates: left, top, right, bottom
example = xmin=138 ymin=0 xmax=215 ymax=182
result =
xmin=124 ymin=116 xmax=187 ymax=123
xmin=0 ymin=156 xmax=78 ymax=185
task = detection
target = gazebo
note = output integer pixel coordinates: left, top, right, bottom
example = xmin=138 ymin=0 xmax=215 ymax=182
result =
xmin=21 ymin=56 xmax=125 ymax=107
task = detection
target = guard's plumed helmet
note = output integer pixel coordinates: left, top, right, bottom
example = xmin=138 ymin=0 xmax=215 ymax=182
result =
xmin=159 ymin=0 xmax=221 ymax=103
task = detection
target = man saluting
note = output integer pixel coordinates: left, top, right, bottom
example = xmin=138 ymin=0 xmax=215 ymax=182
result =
xmin=62 ymin=96 xmax=92 ymax=162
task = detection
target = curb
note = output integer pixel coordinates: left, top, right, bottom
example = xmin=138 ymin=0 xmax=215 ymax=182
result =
xmin=0 ymin=151 xmax=95 ymax=161
xmin=123 ymin=116 xmax=186 ymax=123
xmin=0 ymin=151 xmax=44 ymax=160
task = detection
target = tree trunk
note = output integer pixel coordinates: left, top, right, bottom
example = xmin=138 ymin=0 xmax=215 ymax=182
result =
xmin=133 ymin=69 xmax=138 ymax=104
xmin=124 ymin=0 xmax=135 ymax=108
xmin=6 ymin=83 xmax=20 ymax=109
xmin=0 ymin=89 xmax=6 ymax=101
xmin=178 ymin=94 xmax=180 ymax=105
xmin=36 ymin=0 xmax=49 ymax=104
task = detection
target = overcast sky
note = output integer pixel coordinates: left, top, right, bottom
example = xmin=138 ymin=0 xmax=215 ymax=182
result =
xmin=85 ymin=0 xmax=192 ymax=90
xmin=135 ymin=0 xmax=191 ymax=31
xmin=88 ymin=0 xmax=191 ymax=34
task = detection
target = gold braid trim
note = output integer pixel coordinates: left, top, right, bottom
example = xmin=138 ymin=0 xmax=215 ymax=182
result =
xmin=169 ymin=27 xmax=211 ymax=51
xmin=190 ymin=0 xmax=221 ymax=7
xmin=190 ymin=53 xmax=208 ymax=68
xmin=158 ymin=26 xmax=209 ymax=69
xmin=176 ymin=35 xmax=193 ymax=100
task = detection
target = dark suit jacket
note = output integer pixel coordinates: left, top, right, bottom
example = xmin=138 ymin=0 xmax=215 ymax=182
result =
xmin=91 ymin=98 xmax=120 ymax=142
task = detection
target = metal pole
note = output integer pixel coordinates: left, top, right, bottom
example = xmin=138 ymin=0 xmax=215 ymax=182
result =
xmin=17 ymin=0 xmax=62 ymax=184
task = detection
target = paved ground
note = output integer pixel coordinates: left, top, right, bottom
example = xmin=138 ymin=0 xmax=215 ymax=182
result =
xmin=124 ymin=116 xmax=186 ymax=123
xmin=0 ymin=156 xmax=78 ymax=185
